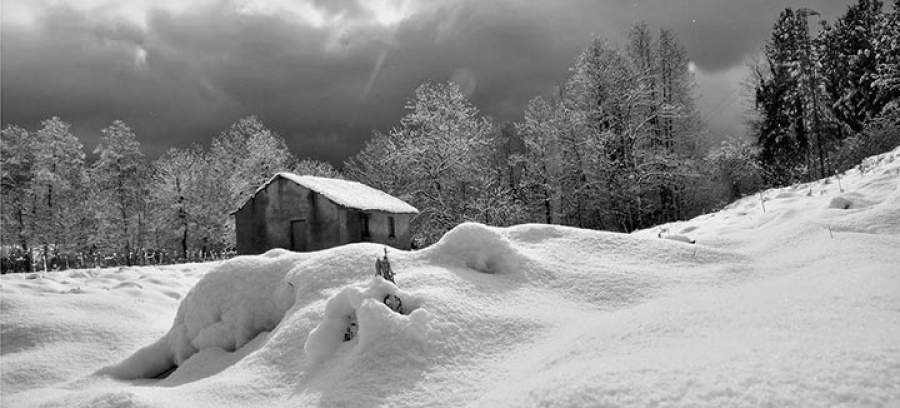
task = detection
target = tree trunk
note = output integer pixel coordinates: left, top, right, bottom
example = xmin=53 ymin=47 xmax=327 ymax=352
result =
xmin=181 ymin=223 xmax=189 ymax=261
xmin=122 ymin=204 xmax=132 ymax=266
xmin=17 ymin=207 xmax=32 ymax=272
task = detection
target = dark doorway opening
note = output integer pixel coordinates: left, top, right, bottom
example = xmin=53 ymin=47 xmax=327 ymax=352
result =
xmin=290 ymin=219 xmax=307 ymax=251
xmin=360 ymin=213 xmax=370 ymax=240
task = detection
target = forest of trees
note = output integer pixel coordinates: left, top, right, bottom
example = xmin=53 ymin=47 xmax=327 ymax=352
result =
xmin=750 ymin=0 xmax=900 ymax=185
xmin=1 ymin=116 xmax=340 ymax=271
xmin=2 ymin=1 xmax=898 ymax=272
xmin=346 ymin=23 xmax=713 ymax=240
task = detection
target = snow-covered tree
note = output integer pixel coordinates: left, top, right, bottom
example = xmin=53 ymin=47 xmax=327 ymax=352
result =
xmin=818 ymin=0 xmax=888 ymax=132
xmin=212 ymin=116 xmax=297 ymax=208
xmin=513 ymin=29 xmax=708 ymax=232
xmin=400 ymin=82 xmax=492 ymax=242
xmin=752 ymin=2 xmax=898 ymax=185
xmin=207 ymin=116 xmax=297 ymax=248
xmin=560 ymin=31 xmax=707 ymax=230
xmin=753 ymin=9 xmax=815 ymax=186
xmin=630 ymin=23 xmax=661 ymax=143
xmin=484 ymin=122 xmax=524 ymax=197
xmin=91 ymin=121 xmax=148 ymax=264
xmin=346 ymin=82 xmax=497 ymax=244
xmin=516 ymin=95 xmax=566 ymax=224
xmin=871 ymin=2 xmax=900 ymax=113
xmin=651 ymin=28 xmax=706 ymax=222
xmin=1 ymin=125 xmax=37 ymax=269
xmin=344 ymin=130 xmax=412 ymax=197
xmin=706 ymin=138 xmax=763 ymax=202
xmin=31 ymin=117 xmax=90 ymax=260
xmin=292 ymin=159 xmax=342 ymax=179
xmin=151 ymin=147 xmax=207 ymax=260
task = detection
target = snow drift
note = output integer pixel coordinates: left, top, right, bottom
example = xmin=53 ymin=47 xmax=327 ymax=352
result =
xmin=3 ymin=146 xmax=900 ymax=407
xmin=303 ymin=276 xmax=429 ymax=364
xmin=423 ymin=222 xmax=529 ymax=274
xmin=100 ymin=253 xmax=300 ymax=379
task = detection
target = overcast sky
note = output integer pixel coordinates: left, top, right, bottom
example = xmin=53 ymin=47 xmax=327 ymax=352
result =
xmin=1 ymin=0 xmax=857 ymax=165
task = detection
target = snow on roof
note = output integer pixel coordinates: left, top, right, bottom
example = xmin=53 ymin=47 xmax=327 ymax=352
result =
xmin=239 ymin=173 xmax=419 ymax=214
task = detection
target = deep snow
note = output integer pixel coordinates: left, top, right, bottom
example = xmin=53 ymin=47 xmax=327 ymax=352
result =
xmin=2 ymin=147 xmax=899 ymax=407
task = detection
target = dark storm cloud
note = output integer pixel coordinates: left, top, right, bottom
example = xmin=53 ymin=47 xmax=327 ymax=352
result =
xmin=1 ymin=0 xmax=861 ymax=164
xmin=552 ymin=0 xmax=855 ymax=72
xmin=1 ymin=3 xmax=243 ymax=157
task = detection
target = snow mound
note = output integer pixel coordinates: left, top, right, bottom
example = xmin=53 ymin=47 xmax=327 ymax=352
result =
xmin=827 ymin=195 xmax=853 ymax=209
xmin=103 ymin=252 xmax=301 ymax=379
xmin=827 ymin=193 xmax=876 ymax=210
xmin=424 ymin=222 xmax=527 ymax=274
xmin=304 ymin=276 xmax=429 ymax=364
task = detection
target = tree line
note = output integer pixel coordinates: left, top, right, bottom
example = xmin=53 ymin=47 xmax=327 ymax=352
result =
xmin=1 ymin=116 xmax=339 ymax=272
xmin=3 ymin=6 xmax=898 ymax=271
xmin=345 ymin=22 xmax=745 ymax=244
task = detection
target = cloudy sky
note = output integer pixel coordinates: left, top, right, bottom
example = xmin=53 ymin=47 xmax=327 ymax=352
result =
xmin=1 ymin=0 xmax=857 ymax=165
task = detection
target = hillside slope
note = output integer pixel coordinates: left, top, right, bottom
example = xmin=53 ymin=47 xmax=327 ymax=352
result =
xmin=3 ymin=147 xmax=899 ymax=407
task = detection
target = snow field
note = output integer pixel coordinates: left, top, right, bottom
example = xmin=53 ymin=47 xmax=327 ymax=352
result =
xmin=2 ymin=146 xmax=899 ymax=407
xmin=1 ymin=264 xmax=213 ymax=395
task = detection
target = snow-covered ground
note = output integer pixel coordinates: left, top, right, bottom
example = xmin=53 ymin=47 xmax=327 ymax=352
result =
xmin=3 ymin=147 xmax=899 ymax=407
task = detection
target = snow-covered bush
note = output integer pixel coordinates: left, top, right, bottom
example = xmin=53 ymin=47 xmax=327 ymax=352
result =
xmin=707 ymin=137 xmax=764 ymax=202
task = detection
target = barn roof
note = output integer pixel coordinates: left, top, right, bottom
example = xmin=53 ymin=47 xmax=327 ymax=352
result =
xmin=236 ymin=173 xmax=419 ymax=214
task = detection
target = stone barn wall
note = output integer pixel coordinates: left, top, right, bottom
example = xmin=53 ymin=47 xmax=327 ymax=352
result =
xmin=235 ymin=177 xmax=415 ymax=254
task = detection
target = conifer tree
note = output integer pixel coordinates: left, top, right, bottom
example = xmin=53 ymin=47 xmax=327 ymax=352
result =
xmin=754 ymin=9 xmax=813 ymax=185
xmin=872 ymin=1 xmax=900 ymax=111
xmin=818 ymin=0 xmax=886 ymax=132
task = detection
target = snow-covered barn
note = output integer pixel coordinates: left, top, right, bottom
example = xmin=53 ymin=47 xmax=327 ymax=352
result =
xmin=233 ymin=174 xmax=419 ymax=255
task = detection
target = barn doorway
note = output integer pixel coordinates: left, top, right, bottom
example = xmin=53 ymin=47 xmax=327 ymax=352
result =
xmin=290 ymin=219 xmax=307 ymax=251
xmin=360 ymin=213 xmax=370 ymax=241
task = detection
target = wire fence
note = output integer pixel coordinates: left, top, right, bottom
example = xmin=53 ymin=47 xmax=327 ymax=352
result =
xmin=0 ymin=249 xmax=237 ymax=274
